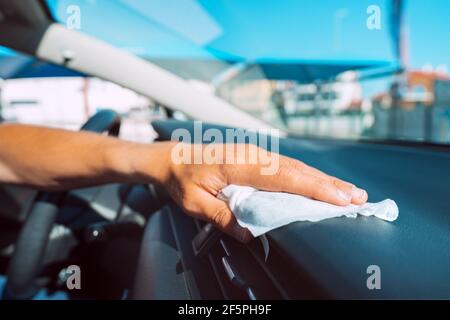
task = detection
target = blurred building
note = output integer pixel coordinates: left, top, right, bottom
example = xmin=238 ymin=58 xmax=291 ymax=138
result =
xmin=0 ymin=77 xmax=158 ymax=142
xmin=218 ymin=71 xmax=362 ymax=117
xmin=372 ymin=70 xmax=450 ymax=108
xmin=371 ymin=69 xmax=450 ymax=142
xmin=290 ymin=71 xmax=362 ymax=115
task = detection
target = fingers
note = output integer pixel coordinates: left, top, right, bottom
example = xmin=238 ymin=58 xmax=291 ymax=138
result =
xmin=195 ymin=190 xmax=253 ymax=243
xmin=224 ymin=153 xmax=367 ymax=206
xmin=294 ymin=164 xmax=367 ymax=204
xmin=331 ymin=177 xmax=368 ymax=205
xmin=281 ymin=170 xmax=353 ymax=206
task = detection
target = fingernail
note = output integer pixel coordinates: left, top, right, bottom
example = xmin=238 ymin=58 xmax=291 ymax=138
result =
xmin=337 ymin=189 xmax=352 ymax=201
xmin=352 ymin=187 xmax=367 ymax=199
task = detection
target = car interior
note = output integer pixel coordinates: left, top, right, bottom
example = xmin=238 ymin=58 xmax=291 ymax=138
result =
xmin=0 ymin=0 xmax=449 ymax=300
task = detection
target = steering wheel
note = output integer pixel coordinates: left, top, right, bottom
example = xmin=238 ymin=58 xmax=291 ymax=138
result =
xmin=3 ymin=109 xmax=121 ymax=300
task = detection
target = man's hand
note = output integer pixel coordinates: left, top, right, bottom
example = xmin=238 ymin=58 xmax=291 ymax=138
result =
xmin=161 ymin=143 xmax=368 ymax=242
xmin=0 ymin=125 xmax=367 ymax=243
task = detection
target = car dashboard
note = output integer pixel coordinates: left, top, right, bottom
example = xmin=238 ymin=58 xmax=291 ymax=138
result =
xmin=130 ymin=120 xmax=450 ymax=299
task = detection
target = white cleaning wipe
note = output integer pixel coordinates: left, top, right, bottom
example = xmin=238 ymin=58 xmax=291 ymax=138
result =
xmin=218 ymin=184 xmax=399 ymax=237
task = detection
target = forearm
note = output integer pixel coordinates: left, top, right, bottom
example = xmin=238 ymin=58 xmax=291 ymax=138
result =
xmin=0 ymin=124 xmax=172 ymax=190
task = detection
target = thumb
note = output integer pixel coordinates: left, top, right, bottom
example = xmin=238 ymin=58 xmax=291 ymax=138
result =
xmin=198 ymin=191 xmax=253 ymax=243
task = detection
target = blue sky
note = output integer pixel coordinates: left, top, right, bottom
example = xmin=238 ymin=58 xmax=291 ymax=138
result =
xmin=44 ymin=0 xmax=450 ymax=70
xmin=406 ymin=0 xmax=450 ymax=69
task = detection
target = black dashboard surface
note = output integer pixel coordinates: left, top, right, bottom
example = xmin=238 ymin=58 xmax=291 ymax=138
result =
xmin=152 ymin=120 xmax=450 ymax=299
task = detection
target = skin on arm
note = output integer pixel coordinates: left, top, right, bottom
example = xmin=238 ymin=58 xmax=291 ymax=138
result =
xmin=0 ymin=124 xmax=173 ymax=189
xmin=0 ymin=124 xmax=368 ymax=242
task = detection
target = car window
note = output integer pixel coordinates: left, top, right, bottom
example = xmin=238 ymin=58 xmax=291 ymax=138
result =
xmin=42 ymin=0 xmax=450 ymax=145
xmin=0 ymin=46 xmax=163 ymax=143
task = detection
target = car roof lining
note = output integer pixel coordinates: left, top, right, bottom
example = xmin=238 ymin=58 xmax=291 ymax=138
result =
xmin=0 ymin=0 xmax=51 ymax=25
xmin=0 ymin=0 xmax=53 ymax=55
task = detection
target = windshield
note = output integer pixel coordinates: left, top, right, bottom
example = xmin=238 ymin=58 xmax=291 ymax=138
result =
xmin=45 ymin=0 xmax=450 ymax=145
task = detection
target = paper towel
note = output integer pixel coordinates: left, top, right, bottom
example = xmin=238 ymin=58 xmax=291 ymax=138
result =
xmin=218 ymin=184 xmax=399 ymax=238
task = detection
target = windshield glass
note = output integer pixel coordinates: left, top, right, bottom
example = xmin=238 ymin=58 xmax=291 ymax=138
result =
xmin=45 ymin=0 xmax=450 ymax=145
